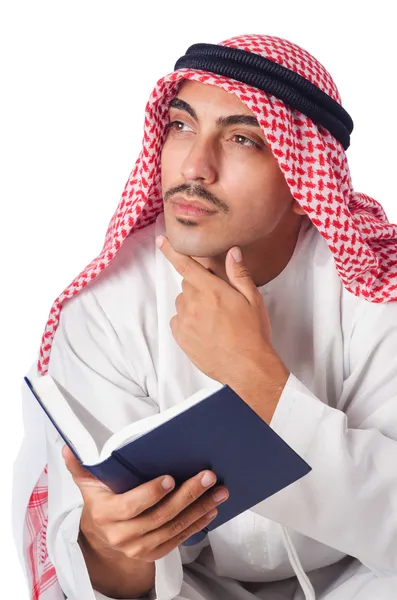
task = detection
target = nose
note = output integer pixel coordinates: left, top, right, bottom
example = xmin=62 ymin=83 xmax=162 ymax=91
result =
xmin=180 ymin=137 xmax=218 ymax=185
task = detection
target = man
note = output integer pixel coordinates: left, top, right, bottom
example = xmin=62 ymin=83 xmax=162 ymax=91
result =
xmin=13 ymin=34 xmax=397 ymax=600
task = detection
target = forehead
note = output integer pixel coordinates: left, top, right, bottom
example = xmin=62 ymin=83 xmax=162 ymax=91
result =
xmin=171 ymin=80 xmax=255 ymax=116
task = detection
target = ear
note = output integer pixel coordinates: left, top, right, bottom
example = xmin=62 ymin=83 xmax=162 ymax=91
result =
xmin=292 ymin=200 xmax=306 ymax=216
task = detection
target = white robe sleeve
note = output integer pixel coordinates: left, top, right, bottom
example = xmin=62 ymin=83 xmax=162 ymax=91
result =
xmin=254 ymin=299 xmax=397 ymax=576
xmin=45 ymin=287 xmax=185 ymax=600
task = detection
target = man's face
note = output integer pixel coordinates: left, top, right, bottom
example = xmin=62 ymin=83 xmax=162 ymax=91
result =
xmin=161 ymin=80 xmax=304 ymax=258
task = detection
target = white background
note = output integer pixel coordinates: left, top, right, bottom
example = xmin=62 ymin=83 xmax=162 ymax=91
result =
xmin=1 ymin=0 xmax=396 ymax=595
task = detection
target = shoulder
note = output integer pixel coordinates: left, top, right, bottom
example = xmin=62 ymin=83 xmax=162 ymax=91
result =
xmin=49 ymin=214 xmax=167 ymax=390
xmin=59 ymin=213 xmax=166 ymax=333
xmin=307 ymin=221 xmax=397 ymax=341
xmin=90 ymin=215 xmax=162 ymax=301
xmin=342 ymin=283 xmax=397 ymax=342
xmin=306 ymin=224 xmax=397 ymax=358
xmin=340 ymin=284 xmax=397 ymax=382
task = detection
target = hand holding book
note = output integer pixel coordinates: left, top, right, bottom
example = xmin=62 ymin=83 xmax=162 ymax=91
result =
xmin=63 ymin=444 xmax=228 ymax=563
xmin=25 ymin=374 xmax=311 ymax=544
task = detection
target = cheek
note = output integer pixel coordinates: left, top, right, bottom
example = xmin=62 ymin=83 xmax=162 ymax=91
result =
xmin=160 ymin=143 xmax=173 ymax=186
xmin=161 ymin=140 xmax=189 ymax=188
xmin=226 ymin=156 xmax=290 ymax=204
xmin=224 ymin=160 xmax=293 ymax=227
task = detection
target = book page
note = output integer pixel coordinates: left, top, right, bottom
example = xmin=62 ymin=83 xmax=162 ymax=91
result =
xmin=29 ymin=373 xmax=224 ymax=466
xmin=28 ymin=374 xmax=104 ymax=464
xmin=54 ymin=380 xmax=113 ymax=452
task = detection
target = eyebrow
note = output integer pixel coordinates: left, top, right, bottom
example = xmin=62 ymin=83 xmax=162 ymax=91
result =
xmin=169 ymin=97 xmax=260 ymax=128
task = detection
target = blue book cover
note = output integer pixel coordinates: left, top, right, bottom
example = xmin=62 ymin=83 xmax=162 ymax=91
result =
xmin=24 ymin=376 xmax=311 ymax=544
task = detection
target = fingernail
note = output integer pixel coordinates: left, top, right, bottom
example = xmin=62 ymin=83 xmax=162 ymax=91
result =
xmin=201 ymin=472 xmax=216 ymax=487
xmin=212 ymin=489 xmax=228 ymax=502
xmin=232 ymin=247 xmax=242 ymax=262
xmin=207 ymin=509 xmax=218 ymax=520
xmin=156 ymin=235 xmax=165 ymax=248
xmin=162 ymin=476 xmax=174 ymax=490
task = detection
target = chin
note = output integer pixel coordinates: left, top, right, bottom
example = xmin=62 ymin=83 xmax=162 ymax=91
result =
xmin=167 ymin=232 xmax=224 ymax=258
xmin=164 ymin=210 xmax=237 ymax=258
xmin=170 ymin=238 xmax=217 ymax=258
xmin=163 ymin=216 xmax=209 ymax=255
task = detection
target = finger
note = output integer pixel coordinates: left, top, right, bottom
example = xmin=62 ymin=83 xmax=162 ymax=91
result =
xmin=101 ymin=480 xmax=228 ymax=554
xmin=181 ymin=278 xmax=196 ymax=294
xmin=169 ymin=314 xmax=180 ymax=340
xmin=151 ymin=509 xmax=218 ymax=560
xmin=156 ymin=235 xmax=214 ymax=287
xmin=117 ymin=476 xmax=228 ymax=561
xmin=100 ymin=469 xmax=216 ymax=525
xmin=225 ymin=246 xmax=259 ymax=304
xmin=103 ymin=474 xmax=176 ymax=522
xmin=138 ymin=470 xmax=219 ymax=535
xmin=131 ymin=506 xmax=220 ymax=562
xmin=175 ymin=292 xmax=184 ymax=314
xmin=146 ymin=482 xmax=228 ymax=546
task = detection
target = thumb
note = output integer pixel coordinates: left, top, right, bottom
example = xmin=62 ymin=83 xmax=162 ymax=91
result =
xmin=62 ymin=444 xmax=112 ymax=495
xmin=225 ymin=247 xmax=258 ymax=302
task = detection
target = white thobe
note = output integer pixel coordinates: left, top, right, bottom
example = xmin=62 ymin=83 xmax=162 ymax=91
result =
xmin=13 ymin=212 xmax=397 ymax=599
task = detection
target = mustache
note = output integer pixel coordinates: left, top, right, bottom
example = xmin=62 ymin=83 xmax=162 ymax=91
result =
xmin=163 ymin=184 xmax=229 ymax=213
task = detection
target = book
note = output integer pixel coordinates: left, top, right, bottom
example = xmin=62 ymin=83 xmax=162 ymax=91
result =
xmin=24 ymin=374 xmax=311 ymax=544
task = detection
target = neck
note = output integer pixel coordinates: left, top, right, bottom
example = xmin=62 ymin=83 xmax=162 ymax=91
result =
xmin=194 ymin=215 xmax=307 ymax=287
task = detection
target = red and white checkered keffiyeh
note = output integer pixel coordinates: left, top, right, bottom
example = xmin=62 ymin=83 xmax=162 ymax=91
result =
xmin=22 ymin=34 xmax=397 ymax=599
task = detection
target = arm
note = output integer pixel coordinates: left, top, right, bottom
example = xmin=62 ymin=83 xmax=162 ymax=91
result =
xmin=252 ymin=300 xmax=397 ymax=575
xmin=155 ymin=235 xmax=397 ymax=573
xmin=45 ymin=287 xmax=183 ymax=599
xmin=46 ymin=426 xmax=157 ymax=599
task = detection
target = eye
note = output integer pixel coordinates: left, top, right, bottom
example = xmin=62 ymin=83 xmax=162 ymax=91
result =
xmin=232 ymin=134 xmax=261 ymax=149
xmin=165 ymin=120 xmax=193 ymax=133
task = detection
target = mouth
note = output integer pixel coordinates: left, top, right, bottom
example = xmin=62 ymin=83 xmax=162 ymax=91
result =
xmin=170 ymin=196 xmax=218 ymax=218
